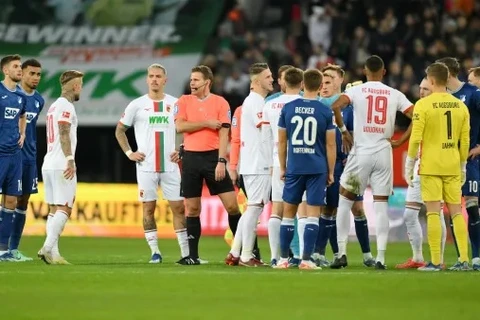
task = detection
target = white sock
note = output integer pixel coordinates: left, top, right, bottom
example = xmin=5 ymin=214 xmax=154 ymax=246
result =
xmin=240 ymin=206 xmax=263 ymax=262
xmin=440 ymin=207 xmax=447 ymax=264
xmin=144 ymin=229 xmax=160 ymax=255
xmin=230 ymin=214 xmax=244 ymax=257
xmin=43 ymin=211 xmax=68 ymax=252
xmin=175 ymin=228 xmax=189 ymax=258
xmin=337 ymin=196 xmax=354 ymax=256
xmin=46 ymin=213 xmax=61 ymax=257
xmin=404 ymin=207 xmax=423 ymax=262
xmin=374 ymin=201 xmax=389 ymax=264
xmin=297 ymin=217 xmax=307 ymax=260
xmin=268 ymin=215 xmax=282 ymax=261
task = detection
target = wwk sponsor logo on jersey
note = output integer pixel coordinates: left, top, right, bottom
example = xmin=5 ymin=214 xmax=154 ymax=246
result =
xmin=149 ymin=115 xmax=169 ymax=124
xmin=4 ymin=107 xmax=19 ymax=119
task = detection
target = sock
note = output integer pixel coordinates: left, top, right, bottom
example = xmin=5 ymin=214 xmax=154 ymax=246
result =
xmin=374 ymin=201 xmax=389 ymax=265
xmin=186 ymin=216 xmax=201 ymax=259
xmin=329 ymin=217 xmax=339 ymax=255
xmin=466 ymin=201 xmax=480 ymax=259
xmin=280 ymin=218 xmax=295 ymax=259
xmin=0 ymin=208 xmax=15 ymax=251
xmin=290 ymin=216 xmax=300 ymax=259
xmin=302 ymin=217 xmax=320 ymax=261
xmin=230 ymin=215 xmax=244 ymax=257
xmin=228 ymin=213 xmax=241 ymax=235
xmin=0 ymin=205 xmax=3 ymax=227
xmin=297 ymin=217 xmax=307 ymax=260
xmin=427 ymin=212 xmax=442 ymax=265
xmin=403 ymin=207 xmax=423 ymax=262
xmin=450 ymin=217 xmax=460 ymax=258
xmin=175 ymin=228 xmax=189 ymax=258
xmin=43 ymin=211 xmax=68 ymax=252
xmin=240 ymin=206 xmax=263 ymax=262
xmin=451 ymin=213 xmax=469 ymax=263
xmin=440 ymin=209 xmax=447 ymax=263
xmin=9 ymin=208 xmax=27 ymax=251
xmin=315 ymin=215 xmax=333 ymax=255
xmin=253 ymin=237 xmax=260 ymax=254
xmin=144 ymin=229 xmax=160 ymax=255
xmin=268 ymin=215 xmax=282 ymax=261
xmin=46 ymin=213 xmax=60 ymax=257
xmin=354 ymin=215 xmax=371 ymax=255
xmin=336 ymin=196 xmax=354 ymax=256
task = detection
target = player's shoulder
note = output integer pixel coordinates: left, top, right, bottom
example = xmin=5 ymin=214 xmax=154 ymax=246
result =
xmin=210 ymin=93 xmax=229 ymax=104
xmin=128 ymin=94 xmax=149 ymax=107
xmin=51 ymin=97 xmax=74 ymax=112
xmin=33 ymin=91 xmax=45 ymax=104
xmin=265 ymin=91 xmax=283 ymax=102
xmin=164 ymin=93 xmax=178 ymax=103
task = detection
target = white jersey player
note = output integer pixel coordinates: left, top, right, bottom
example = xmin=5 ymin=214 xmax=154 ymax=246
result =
xmin=262 ymin=88 xmax=301 ymax=266
xmin=396 ymin=78 xmax=448 ymax=269
xmin=227 ymin=63 xmax=273 ymax=266
xmin=115 ymin=64 xmax=189 ymax=264
xmin=331 ymin=55 xmax=414 ymax=269
xmin=38 ymin=70 xmax=84 ymax=265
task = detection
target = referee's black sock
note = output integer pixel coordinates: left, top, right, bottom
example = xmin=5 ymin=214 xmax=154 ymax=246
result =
xmin=228 ymin=213 xmax=241 ymax=235
xmin=186 ymin=216 xmax=201 ymax=259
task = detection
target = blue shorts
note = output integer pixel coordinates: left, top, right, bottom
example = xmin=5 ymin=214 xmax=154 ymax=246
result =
xmin=283 ymin=173 xmax=327 ymax=206
xmin=462 ymin=158 xmax=479 ymax=197
xmin=326 ymin=175 xmax=364 ymax=208
xmin=0 ymin=152 xmax=22 ymax=196
xmin=21 ymin=162 xmax=38 ymax=195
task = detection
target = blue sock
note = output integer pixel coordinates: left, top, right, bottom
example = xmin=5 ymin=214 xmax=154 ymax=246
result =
xmin=329 ymin=218 xmax=339 ymax=255
xmin=354 ymin=215 xmax=371 ymax=253
xmin=316 ymin=215 xmax=333 ymax=255
xmin=466 ymin=205 xmax=480 ymax=258
xmin=280 ymin=218 xmax=295 ymax=259
xmin=0 ymin=208 xmax=15 ymax=251
xmin=303 ymin=217 xmax=320 ymax=260
xmin=450 ymin=219 xmax=461 ymax=258
xmin=9 ymin=208 xmax=27 ymax=251
xmin=290 ymin=216 xmax=300 ymax=258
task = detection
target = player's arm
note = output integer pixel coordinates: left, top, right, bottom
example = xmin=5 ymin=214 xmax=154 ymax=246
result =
xmin=460 ymin=106 xmax=471 ymax=164
xmin=391 ymin=108 xmax=414 ymax=147
xmin=174 ymin=97 xmax=220 ymax=133
xmin=57 ymin=107 xmax=76 ymax=180
xmin=406 ymin=102 xmax=424 ymax=159
xmin=115 ymin=103 xmax=145 ymax=162
xmin=325 ymin=127 xmax=336 ymax=185
xmin=261 ymin=103 xmax=273 ymax=168
xmin=17 ymin=96 xmax=27 ymax=147
xmin=331 ymin=94 xmax=350 ymax=131
xmin=277 ymin=108 xmax=287 ymax=177
xmin=215 ymin=99 xmax=231 ymax=180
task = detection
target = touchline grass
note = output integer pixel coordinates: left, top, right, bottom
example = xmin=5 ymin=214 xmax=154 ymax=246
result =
xmin=0 ymin=236 xmax=478 ymax=320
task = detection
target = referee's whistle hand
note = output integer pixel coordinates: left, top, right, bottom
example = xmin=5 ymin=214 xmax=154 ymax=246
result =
xmin=206 ymin=120 xmax=222 ymax=130
xmin=128 ymin=151 xmax=146 ymax=162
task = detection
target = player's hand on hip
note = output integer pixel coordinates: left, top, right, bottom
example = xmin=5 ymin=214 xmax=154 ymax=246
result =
xmin=215 ymin=162 xmax=226 ymax=181
xmin=341 ymin=131 xmax=353 ymax=154
xmin=279 ymin=168 xmax=286 ymax=181
xmin=390 ymin=139 xmax=402 ymax=148
xmin=128 ymin=151 xmax=146 ymax=162
xmin=18 ymin=134 xmax=26 ymax=148
xmin=206 ymin=120 xmax=222 ymax=130
xmin=64 ymin=160 xmax=76 ymax=180
xmin=229 ymin=169 xmax=238 ymax=186
xmin=170 ymin=151 xmax=180 ymax=163
xmin=327 ymin=173 xmax=334 ymax=186
xmin=468 ymin=145 xmax=480 ymax=159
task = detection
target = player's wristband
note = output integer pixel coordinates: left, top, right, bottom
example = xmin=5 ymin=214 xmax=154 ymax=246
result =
xmin=339 ymin=125 xmax=347 ymax=133
xmin=66 ymin=155 xmax=74 ymax=161
xmin=125 ymin=150 xmax=133 ymax=157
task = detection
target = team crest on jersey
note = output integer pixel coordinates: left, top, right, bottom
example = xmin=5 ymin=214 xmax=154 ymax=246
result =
xmin=232 ymin=116 xmax=237 ymax=127
xmin=174 ymin=103 xmax=179 ymax=115
xmin=256 ymin=112 xmax=263 ymax=119
xmin=35 ymin=100 xmax=40 ymax=109
xmin=166 ymin=105 xmax=171 ymax=112
xmin=17 ymin=97 xmax=22 ymax=104
xmin=139 ymin=189 xmax=144 ymax=198
xmin=459 ymin=95 xmax=466 ymax=102
xmin=62 ymin=111 xmax=71 ymax=119
xmin=227 ymin=109 xmax=231 ymax=120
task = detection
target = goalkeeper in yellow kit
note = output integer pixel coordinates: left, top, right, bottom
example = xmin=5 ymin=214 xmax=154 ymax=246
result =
xmin=405 ymin=62 xmax=471 ymax=271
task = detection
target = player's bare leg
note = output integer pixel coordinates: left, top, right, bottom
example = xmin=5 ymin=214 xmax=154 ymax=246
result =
xmin=142 ymin=200 xmax=162 ymax=263
xmin=396 ymin=201 xmax=426 ymax=269
xmin=268 ymin=201 xmax=283 ymax=266
xmin=0 ymin=195 xmax=17 ymax=261
xmin=38 ymin=204 xmax=71 ymax=265
xmin=9 ymin=194 xmax=32 ymax=261
xmin=351 ymin=201 xmax=375 ymax=267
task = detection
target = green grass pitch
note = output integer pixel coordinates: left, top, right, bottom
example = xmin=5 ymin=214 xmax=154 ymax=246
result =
xmin=0 ymin=236 xmax=478 ymax=320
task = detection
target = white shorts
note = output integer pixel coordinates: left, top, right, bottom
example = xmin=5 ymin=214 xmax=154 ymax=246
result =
xmin=136 ymin=166 xmax=183 ymax=202
xmin=340 ymin=148 xmax=393 ymax=196
xmin=406 ymin=160 xmax=423 ymax=204
xmin=42 ymin=169 xmax=77 ymax=208
xmin=271 ymin=167 xmax=284 ymax=202
xmin=243 ymin=174 xmax=271 ymax=205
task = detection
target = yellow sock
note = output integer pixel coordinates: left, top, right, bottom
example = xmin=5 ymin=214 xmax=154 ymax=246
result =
xmin=452 ymin=213 xmax=469 ymax=263
xmin=427 ymin=212 xmax=441 ymax=265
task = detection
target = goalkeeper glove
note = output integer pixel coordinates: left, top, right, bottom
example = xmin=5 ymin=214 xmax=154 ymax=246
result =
xmin=345 ymin=81 xmax=363 ymax=90
xmin=404 ymin=156 xmax=415 ymax=187
xmin=461 ymin=162 xmax=467 ymax=185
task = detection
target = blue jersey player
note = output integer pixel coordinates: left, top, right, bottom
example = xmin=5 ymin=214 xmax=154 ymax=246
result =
xmin=276 ymin=69 xmax=336 ymax=270
xmin=0 ymin=54 xmax=27 ymax=261
xmin=438 ymin=57 xmax=480 ymax=270
xmin=7 ymin=59 xmax=44 ymax=261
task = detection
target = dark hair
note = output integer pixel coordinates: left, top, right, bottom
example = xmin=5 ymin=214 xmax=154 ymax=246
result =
xmin=284 ymin=68 xmax=303 ymax=88
xmin=469 ymin=67 xmax=480 ymax=78
xmin=303 ymin=69 xmax=323 ymax=91
xmin=249 ymin=63 xmax=269 ymax=77
xmin=60 ymin=70 xmax=84 ymax=86
xmin=436 ymin=57 xmax=460 ymax=77
xmin=22 ymin=59 xmax=41 ymax=70
xmin=365 ymin=55 xmax=384 ymax=73
xmin=426 ymin=62 xmax=449 ymax=86
xmin=321 ymin=64 xmax=345 ymax=78
xmin=1 ymin=54 xmax=21 ymax=70
xmin=278 ymin=65 xmax=294 ymax=79
xmin=191 ymin=65 xmax=214 ymax=87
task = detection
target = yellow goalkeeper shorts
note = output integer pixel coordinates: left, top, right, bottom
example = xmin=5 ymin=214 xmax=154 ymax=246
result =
xmin=420 ymin=175 xmax=461 ymax=204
